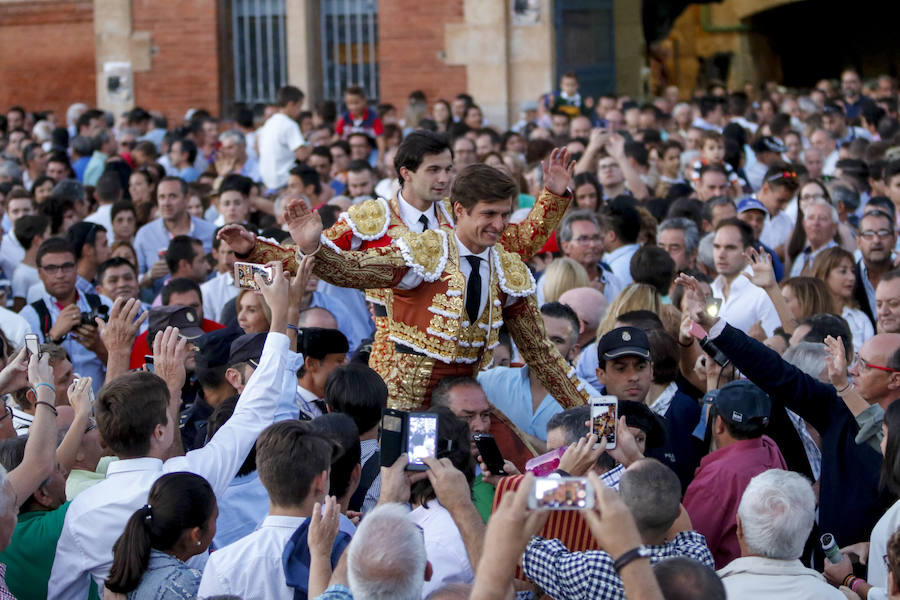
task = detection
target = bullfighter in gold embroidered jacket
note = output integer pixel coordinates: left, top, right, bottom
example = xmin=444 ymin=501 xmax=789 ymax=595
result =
xmin=222 ymin=137 xmax=574 ymax=391
xmin=278 ymin=163 xmax=591 ymax=410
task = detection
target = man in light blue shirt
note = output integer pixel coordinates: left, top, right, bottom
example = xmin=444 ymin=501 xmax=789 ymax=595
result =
xmin=18 ymin=238 xmax=112 ymax=397
xmin=133 ymin=177 xmax=216 ymax=276
xmin=600 ymin=197 xmax=643 ymax=287
xmin=479 ymin=302 xmax=599 ymax=441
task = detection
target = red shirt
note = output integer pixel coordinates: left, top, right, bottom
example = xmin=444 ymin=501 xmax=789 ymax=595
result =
xmin=683 ymin=435 xmax=787 ymax=568
xmin=128 ymin=318 xmax=224 ymax=369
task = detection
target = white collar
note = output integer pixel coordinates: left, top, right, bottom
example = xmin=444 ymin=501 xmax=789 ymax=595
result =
xmin=397 ymin=190 xmax=438 ymax=229
xmin=455 ymin=234 xmax=491 ymax=261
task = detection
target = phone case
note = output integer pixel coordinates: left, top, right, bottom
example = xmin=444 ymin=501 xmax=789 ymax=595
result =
xmin=525 ymin=446 xmax=567 ymax=477
xmin=379 ymin=408 xmax=406 ymax=468
xmin=473 ymin=433 xmax=506 ymax=475
xmin=590 ymin=396 xmax=618 ymax=449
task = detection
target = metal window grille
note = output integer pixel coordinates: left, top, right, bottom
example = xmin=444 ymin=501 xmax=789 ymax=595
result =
xmin=321 ymin=0 xmax=379 ymax=103
xmin=232 ymin=0 xmax=288 ymax=104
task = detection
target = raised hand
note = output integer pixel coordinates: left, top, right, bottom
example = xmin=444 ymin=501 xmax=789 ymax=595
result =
xmin=742 ymin=246 xmax=776 ymax=290
xmin=0 ymin=347 xmax=30 ymax=396
xmin=605 ymin=132 xmax=626 ymax=159
xmin=98 ymin=298 xmax=147 ymax=354
xmin=824 ymin=335 xmax=850 ymax=389
xmin=28 ymin=351 xmax=54 ymax=388
xmin=152 ymin=326 xmax=188 ymax=394
xmin=67 ymin=376 xmax=93 ymax=419
xmin=256 ymin=261 xmax=290 ymax=329
xmin=673 ymin=273 xmax=715 ymax=329
xmin=541 ymin=147 xmax=575 ymax=196
xmin=558 ymin=433 xmax=605 ymax=476
xmin=283 ymin=197 xmax=323 ymax=254
xmin=216 ymin=224 xmax=257 ymax=255
xmin=423 ymin=456 xmax=475 ymax=512
xmin=308 ymin=496 xmax=341 ymax=559
xmin=288 ymin=255 xmax=316 ymax=313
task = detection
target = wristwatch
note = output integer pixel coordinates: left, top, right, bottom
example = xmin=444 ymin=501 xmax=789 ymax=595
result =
xmin=613 ymin=545 xmax=652 ymax=572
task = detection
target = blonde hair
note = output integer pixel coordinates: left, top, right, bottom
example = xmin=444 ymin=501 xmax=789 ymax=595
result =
xmin=235 ymin=288 xmax=272 ymax=331
xmin=780 ymin=276 xmax=836 ymax=320
xmin=542 ymin=258 xmax=590 ymax=304
xmin=597 ymin=283 xmax=661 ymax=337
xmin=810 ymin=246 xmax=859 ymax=310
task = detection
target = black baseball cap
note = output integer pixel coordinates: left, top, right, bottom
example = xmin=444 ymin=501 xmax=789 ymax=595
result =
xmin=619 ymin=400 xmax=667 ymax=448
xmin=148 ymin=305 xmax=205 ymax=343
xmin=195 ymin=326 xmax=243 ymax=372
xmin=598 ymin=326 xmax=651 ymax=361
xmin=228 ymin=332 xmax=267 ymax=368
xmin=712 ymin=380 xmax=771 ymax=425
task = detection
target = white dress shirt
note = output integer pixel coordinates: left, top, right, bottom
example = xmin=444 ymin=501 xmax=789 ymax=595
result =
xmin=397 ymin=189 xmax=440 ymax=232
xmin=409 ymin=500 xmax=474 ymax=598
xmin=711 ymin=267 xmax=780 ymax=337
xmin=200 ymin=271 xmax=237 ymax=323
xmin=602 ymin=243 xmax=639 ymax=288
xmin=48 ymin=333 xmax=289 ymax=600
xmin=199 ymin=514 xmax=303 ymax=600
xmin=0 ymin=229 xmax=24 ymax=281
xmin=789 ymin=240 xmax=837 ymax=276
xmin=760 ymin=211 xmax=794 ymax=251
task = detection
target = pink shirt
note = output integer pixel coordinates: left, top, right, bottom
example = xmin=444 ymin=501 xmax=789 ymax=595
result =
xmin=683 ymin=435 xmax=787 ymax=568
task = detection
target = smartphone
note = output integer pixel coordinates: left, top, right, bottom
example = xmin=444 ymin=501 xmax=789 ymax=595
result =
xmin=24 ymin=333 xmax=40 ymax=357
xmin=525 ymin=445 xmax=567 ymax=477
xmin=590 ymin=395 xmax=618 ymax=450
xmin=144 ymin=355 xmax=155 ymax=373
xmin=379 ymin=408 xmax=406 ymax=468
xmin=406 ymin=412 xmax=438 ymax=471
xmin=705 ymin=297 xmax=722 ymax=319
xmin=473 ymin=433 xmax=506 ymax=475
xmin=528 ymin=476 xmax=595 ymax=510
xmin=233 ymin=262 xmax=273 ymax=290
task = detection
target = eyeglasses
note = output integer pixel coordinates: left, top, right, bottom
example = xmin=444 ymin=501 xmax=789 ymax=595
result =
xmin=597 ymin=162 xmax=620 ymax=171
xmin=84 ymin=417 xmax=97 ymax=434
xmin=854 ymin=353 xmax=900 ymax=374
xmin=40 ymin=262 xmax=76 ymax=275
xmin=859 ymin=229 xmax=894 ymax=240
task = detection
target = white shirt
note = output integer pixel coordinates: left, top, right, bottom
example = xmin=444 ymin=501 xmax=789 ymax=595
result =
xmin=258 ymin=112 xmax=307 ymax=190
xmin=409 ymin=500 xmax=474 ymax=598
xmin=200 ymin=271 xmax=237 ymax=324
xmin=0 ymin=305 xmax=31 ymax=348
xmin=199 ymin=514 xmax=302 ymax=600
xmin=711 ymin=267 xmax=780 ymax=337
xmin=789 ymin=240 xmax=837 ymax=277
xmin=843 ymin=305 xmax=874 ymax=353
xmin=0 ymin=230 xmax=24 ymax=282
xmin=11 ymin=263 xmax=39 ymax=300
xmin=718 ymin=556 xmax=845 ymax=600
xmin=397 ymin=189 xmax=445 ymax=233
xmin=48 ymin=333 xmax=290 ymax=600
xmin=760 ymin=211 xmax=794 ymax=251
xmin=867 ymin=499 xmax=900 ymax=599
xmin=602 ymin=243 xmax=639 ymax=288
xmin=296 ymin=383 xmax=325 ymax=420
xmin=84 ymin=203 xmax=113 ymax=235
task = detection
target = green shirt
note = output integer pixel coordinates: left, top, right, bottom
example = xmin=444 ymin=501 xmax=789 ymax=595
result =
xmin=472 ymin=475 xmax=495 ymax=523
xmin=0 ymin=503 xmax=69 ymax=600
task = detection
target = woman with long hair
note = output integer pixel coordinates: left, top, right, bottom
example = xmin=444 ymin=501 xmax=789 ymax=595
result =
xmin=236 ymin=289 xmax=272 ymax=334
xmin=810 ymin=246 xmax=874 ymax=352
xmin=105 ymin=472 xmax=217 ymax=599
xmin=780 ymin=276 xmax=836 ymax=322
xmin=431 ymin=99 xmax=453 ymax=133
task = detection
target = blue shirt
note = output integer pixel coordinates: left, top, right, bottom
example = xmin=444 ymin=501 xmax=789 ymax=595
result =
xmin=312 ymin=284 xmax=374 ymax=353
xmin=133 ymin=217 xmax=217 ymax=274
xmin=177 ymin=166 xmax=200 ymax=183
xmin=478 ymin=365 xmax=600 ymax=441
xmin=19 ymin=291 xmax=113 ymax=397
xmin=576 ymin=341 xmax=601 ymax=391
xmin=128 ymin=550 xmax=201 ymax=600
xmin=212 ymin=471 xmax=270 ymax=551
xmin=72 ymin=156 xmax=90 ymax=182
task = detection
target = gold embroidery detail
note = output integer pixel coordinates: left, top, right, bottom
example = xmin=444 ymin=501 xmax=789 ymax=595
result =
xmin=346 ymin=198 xmax=390 ymax=239
xmin=396 ymin=229 xmax=448 ymax=282
xmin=495 ymin=247 xmax=536 ymax=296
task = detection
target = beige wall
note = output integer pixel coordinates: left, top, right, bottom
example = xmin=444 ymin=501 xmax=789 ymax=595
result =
xmin=93 ymin=0 xmax=153 ymax=115
xmin=285 ymin=0 xmax=322 ymax=105
xmin=614 ymin=0 xmax=644 ymax=98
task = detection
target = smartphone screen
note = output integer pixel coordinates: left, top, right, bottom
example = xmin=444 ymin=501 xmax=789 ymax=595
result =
xmin=590 ymin=396 xmax=618 ymax=449
xmin=473 ymin=433 xmax=506 ymax=475
xmin=530 ymin=477 xmax=594 ymax=510
xmin=24 ymin=334 xmax=39 ymax=357
xmin=406 ymin=413 xmax=438 ymax=470
xmin=233 ymin=262 xmax=273 ymax=290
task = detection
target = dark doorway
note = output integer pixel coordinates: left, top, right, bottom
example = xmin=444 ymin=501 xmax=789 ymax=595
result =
xmin=749 ymin=0 xmax=900 ymax=87
xmin=555 ymin=0 xmax=616 ymax=96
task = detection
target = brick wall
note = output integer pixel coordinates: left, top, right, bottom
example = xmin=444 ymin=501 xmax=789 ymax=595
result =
xmin=131 ymin=0 xmax=221 ymax=123
xmin=0 ymin=1 xmax=96 ymax=119
xmin=378 ymin=0 xmax=467 ymax=112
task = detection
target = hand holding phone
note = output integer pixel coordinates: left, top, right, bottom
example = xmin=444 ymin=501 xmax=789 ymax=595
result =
xmin=473 ymin=433 xmax=506 ymax=476
xmin=528 ymin=476 xmax=594 ymax=510
xmin=406 ymin=413 xmax=438 ymax=472
xmin=24 ymin=334 xmax=40 ymax=357
xmin=234 ymin=262 xmax=274 ymax=290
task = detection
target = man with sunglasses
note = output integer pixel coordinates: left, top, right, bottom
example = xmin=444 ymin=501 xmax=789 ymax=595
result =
xmin=676 ymin=272 xmax=900 ymax=568
xmin=19 ymin=238 xmax=111 ymax=398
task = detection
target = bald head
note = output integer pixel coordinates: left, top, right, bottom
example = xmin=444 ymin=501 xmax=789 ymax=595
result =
xmin=298 ymin=306 xmax=338 ymax=329
xmin=559 ymin=287 xmax=608 ymax=344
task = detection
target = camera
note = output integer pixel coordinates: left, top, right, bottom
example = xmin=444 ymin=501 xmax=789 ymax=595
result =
xmin=81 ymin=304 xmax=109 ymax=326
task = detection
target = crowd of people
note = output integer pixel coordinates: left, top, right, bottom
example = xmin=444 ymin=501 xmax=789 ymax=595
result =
xmin=0 ymin=66 xmax=898 ymax=599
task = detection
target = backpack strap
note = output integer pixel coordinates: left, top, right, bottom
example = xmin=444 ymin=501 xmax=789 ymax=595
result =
xmin=348 ymin=450 xmax=381 ymax=512
xmin=30 ymin=300 xmax=52 ymax=340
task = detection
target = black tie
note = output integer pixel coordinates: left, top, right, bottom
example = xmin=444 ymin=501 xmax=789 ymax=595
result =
xmin=418 ymin=214 xmax=430 ymax=232
xmin=465 ymin=255 xmax=482 ymax=324
xmin=313 ymin=399 xmax=328 ymax=414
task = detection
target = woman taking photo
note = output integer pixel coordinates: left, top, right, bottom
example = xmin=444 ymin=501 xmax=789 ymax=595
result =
xmin=105 ymin=472 xmax=217 ymax=599
xmin=811 ymin=246 xmax=874 ymax=352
